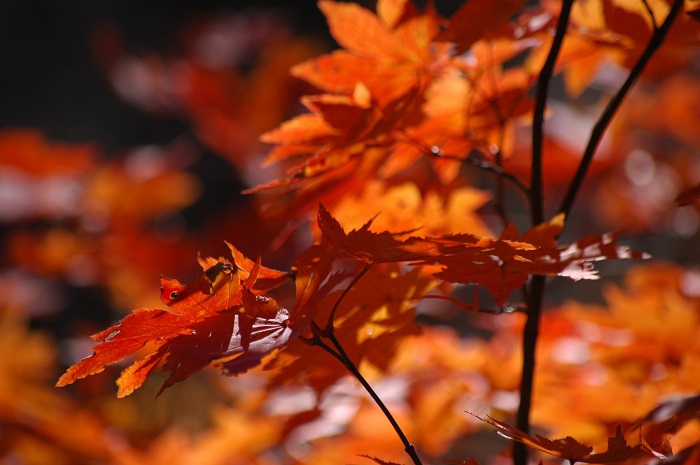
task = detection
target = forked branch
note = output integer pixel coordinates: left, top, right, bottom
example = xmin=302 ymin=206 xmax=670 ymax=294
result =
xmin=516 ymin=2 xmax=684 ymax=465
xmin=305 ymin=322 xmax=423 ymax=465
xmin=305 ymin=266 xmax=423 ymax=465
xmin=557 ymin=0 xmax=685 ymax=220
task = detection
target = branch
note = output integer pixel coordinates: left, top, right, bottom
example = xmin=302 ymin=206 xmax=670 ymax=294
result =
xmin=557 ymin=0 xmax=684 ymax=220
xmin=308 ymin=322 xmax=424 ymax=465
xmin=530 ymin=0 xmax=575 ymax=225
xmin=640 ymin=0 xmax=659 ymax=30
xmin=515 ymin=3 xmax=684 ymax=465
xmin=514 ymin=275 xmax=546 ymax=465
xmin=396 ymin=133 xmax=530 ymax=200
xmin=432 ymin=147 xmax=530 ymax=197
xmin=420 ymin=294 xmax=524 ymax=314
xmin=516 ymin=2 xmax=575 ymax=465
xmin=306 ymin=265 xmax=422 ymax=465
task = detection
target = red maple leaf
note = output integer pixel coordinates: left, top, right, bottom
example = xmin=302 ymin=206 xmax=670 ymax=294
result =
xmin=438 ymin=0 xmax=526 ymax=53
xmin=475 ymin=415 xmax=651 ymax=464
xmin=57 ymin=248 xmax=292 ymax=397
xmin=314 ymin=205 xmax=648 ymax=306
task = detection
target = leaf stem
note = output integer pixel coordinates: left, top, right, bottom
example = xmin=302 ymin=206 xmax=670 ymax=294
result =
xmin=420 ymin=294 xmax=524 ymax=314
xmin=557 ymin=0 xmax=684 ymax=220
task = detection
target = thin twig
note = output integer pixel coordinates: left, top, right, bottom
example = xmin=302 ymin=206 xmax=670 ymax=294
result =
xmin=420 ymin=294 xmax=524 ymax=314
xmin=433 ymin=148 xmax=530 ymax=196
xmin=307 ymin=264 xmax=423 ymax=465
xmin=326 ymin=330 xmax=424 ymax=465
xmin=306 ymin=320 xmax=424 ymax=465
xmin=557 ymin=0 xmax=684 ymax=221
xmin=640 ymin=0 xmax=658 ymax=30
xmin=396 ymin=133 xmax=531 ymax=198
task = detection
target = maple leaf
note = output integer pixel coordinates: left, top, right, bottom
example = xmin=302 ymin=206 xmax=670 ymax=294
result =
xmin=256 ymin=82 xmax=386 ymax=179
xmin=438 ymin=0 xmax=526 ymax=53
xmin=267 ymin=264 xmax=435 ymax=394
xmin=316 ymin=180 xmax=493 ymax=238
xmin=57 ymin=249 xmax=292 ymax=397
xmin=56 ymin=207 xmax=647 ymax=396
xmin=632 ymin=394 xmax=700 ymax=439
xmin=475 ymin=415 xmax=650 ymax=464
xmin=292 ymin=0 xmax=443 ymax=106
xmin=249 ymin=1 xmax=463 ymax=213
xmin=315 ymin=205 xmax=648 ymax=305
xmin=56 ymin=261 xmax=241 ymax=397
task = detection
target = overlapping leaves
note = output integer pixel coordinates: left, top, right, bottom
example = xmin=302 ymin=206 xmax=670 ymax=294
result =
xmin=250 ymin=0 xmax=540 ymax=215
xmin=57 ymin=247 xmax=292 ymax=397
xmin=58 ymin=207 xmax=646 ymax=396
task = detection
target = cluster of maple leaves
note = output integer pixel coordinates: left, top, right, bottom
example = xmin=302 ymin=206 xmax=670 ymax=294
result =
xmin=1 ymin=1 xmax=700 ymax=464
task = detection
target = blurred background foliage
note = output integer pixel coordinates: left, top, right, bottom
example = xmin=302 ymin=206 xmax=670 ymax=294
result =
xmin=0 ymin=1 xmax=698 ymax=464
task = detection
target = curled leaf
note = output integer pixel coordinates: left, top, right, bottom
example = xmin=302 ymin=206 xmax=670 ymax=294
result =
xmin=474 ymin=414 xmax=650 ymax=464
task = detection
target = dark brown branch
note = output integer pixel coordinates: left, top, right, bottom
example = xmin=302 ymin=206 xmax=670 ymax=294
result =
xmin=419 ymin=294 xmax=524 ymax=314
xmin=515 ymin=2 xmax=575 ymax=465
xmin=530 ymin=0 xmax=574 ymax=226
xmin=306 ymin=264 xmax=422 ymax=465
xmin=557 ymin=0 xmax=684 ymax=220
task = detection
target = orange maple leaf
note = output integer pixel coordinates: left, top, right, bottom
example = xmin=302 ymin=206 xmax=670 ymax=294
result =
xmin=248 ymin=0 xmax=463 ymax=214
xmin=267 ymin=264 xmax=434 ymax=394
xmin=250 ymin=1 xmax=549 ymax=217
xmin=292 ymin=0 xmax=443 ymax=106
